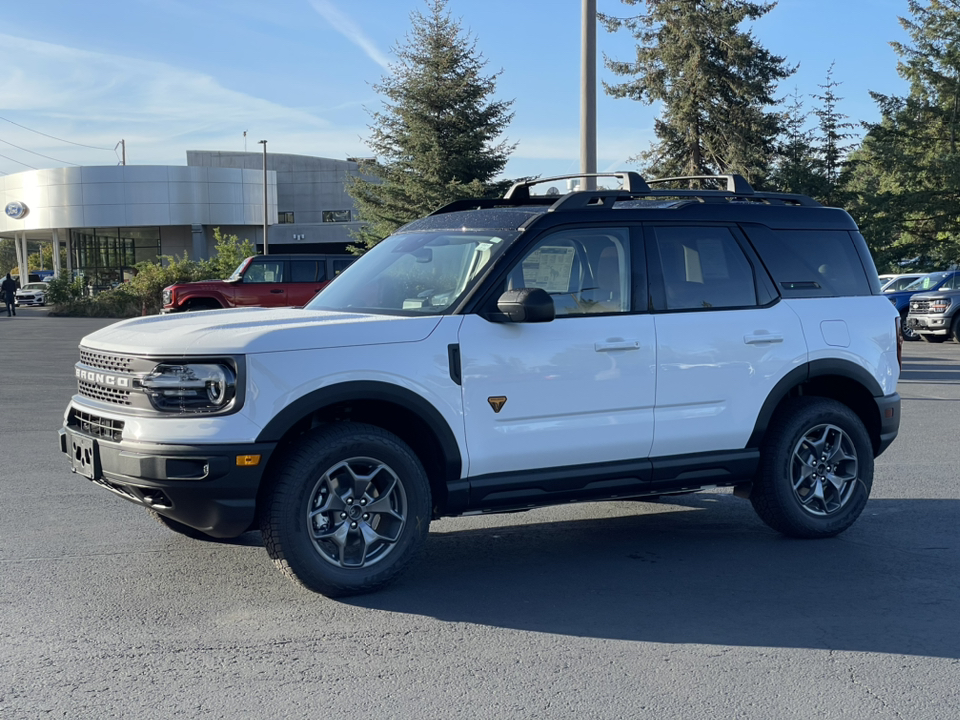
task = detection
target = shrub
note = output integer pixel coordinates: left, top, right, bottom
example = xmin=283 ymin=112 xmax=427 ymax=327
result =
xmin=49 ymin=229 xmax=258 ymax=317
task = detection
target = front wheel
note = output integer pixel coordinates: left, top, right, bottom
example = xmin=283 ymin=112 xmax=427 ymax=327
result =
xmin=260 ymin=423 xmax=431 ymax=597
xmin=750 ymin=398 xmax=873 ymax=539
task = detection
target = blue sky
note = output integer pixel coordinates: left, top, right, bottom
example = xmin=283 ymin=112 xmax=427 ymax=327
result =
xmin=0 ymin=0 xmax=912 ymax=182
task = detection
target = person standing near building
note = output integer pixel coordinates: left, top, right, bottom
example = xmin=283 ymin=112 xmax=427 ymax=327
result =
xmin=2 ymin=273 xmax=17 ymax=316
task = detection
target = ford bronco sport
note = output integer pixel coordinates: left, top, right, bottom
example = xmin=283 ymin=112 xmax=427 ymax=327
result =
xmin=161 ymin=253 xmax=354 ymax=312
xmin=59 ymin=172 xmax=902 ymax=597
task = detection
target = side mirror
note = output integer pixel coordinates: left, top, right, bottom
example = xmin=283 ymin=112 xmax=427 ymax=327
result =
xmin=496 ymin=288 xmax=555 ymax=323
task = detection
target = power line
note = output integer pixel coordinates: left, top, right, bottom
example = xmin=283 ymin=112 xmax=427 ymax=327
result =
xmin=0 ymin=115 xmax=114 ymax=151
xmin=0 ymin=152 xmax=37 ymax=170
xmin=0 ymin=137 xmax=80 ymax=166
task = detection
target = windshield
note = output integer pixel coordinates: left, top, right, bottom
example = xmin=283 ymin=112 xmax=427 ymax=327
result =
xmin=307 ymin=230 xmax=517 ymax=315
xmin=904 ymin=272 xmax=948 ymax=291
xmin=23 ymin=283 xmax=48 ymax=290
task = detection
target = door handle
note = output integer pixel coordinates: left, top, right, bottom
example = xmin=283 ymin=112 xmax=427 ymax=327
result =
xmin=270 ymin=289 xmax=284 ymax=294
xmin=743 ymin=333 xmax=783 ymax=344
xmin=595 ymin=340 xmax=640 ymax=352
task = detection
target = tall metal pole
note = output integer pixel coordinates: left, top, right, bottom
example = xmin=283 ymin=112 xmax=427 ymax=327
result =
xmin=581 ymin=0 xmax=597 ymax=191
xmin=258 ymin=140 xmax=269 ymax=255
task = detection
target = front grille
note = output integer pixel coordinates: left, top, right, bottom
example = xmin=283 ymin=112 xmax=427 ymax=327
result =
xmin=911 ymin=300 xmax=930 ymax=312
xmin=78 ymin=379 xmax=133 ymax=406
xmin=79 ymin=349 xmax=134 ymax=373
xmin=69 ymin=409 xmax=125 ymax=442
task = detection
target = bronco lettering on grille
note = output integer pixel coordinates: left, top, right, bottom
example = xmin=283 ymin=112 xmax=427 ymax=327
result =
xmin=76 ymin=368 xmax=131 ymax=388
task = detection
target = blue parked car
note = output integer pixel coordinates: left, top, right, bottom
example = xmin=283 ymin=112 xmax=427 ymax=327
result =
xmin=885 ymin=270 xmax=960 ymax=339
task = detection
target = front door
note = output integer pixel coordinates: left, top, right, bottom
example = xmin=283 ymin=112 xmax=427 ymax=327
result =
xmin=459 ymin=226 xmax=656 ymax=479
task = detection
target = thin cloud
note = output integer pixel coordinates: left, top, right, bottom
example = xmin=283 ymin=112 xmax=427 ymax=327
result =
xmin=308 ymin=0 xmax=391 ymax=70
xmin=0 ymin=33 xmax=371 ymax=168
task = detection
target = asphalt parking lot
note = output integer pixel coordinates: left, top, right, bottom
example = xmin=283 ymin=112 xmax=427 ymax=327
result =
xmin=1 ymin=308 xmax=958 ymax=719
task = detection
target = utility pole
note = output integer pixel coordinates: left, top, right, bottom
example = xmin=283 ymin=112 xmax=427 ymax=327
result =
xmin=258 ymin=140 xmax=269 ymax=255
xmin=115 ymin=139 xmax=126 ymax=165
xmin=581 ymin=0 xmax=597 ymax=190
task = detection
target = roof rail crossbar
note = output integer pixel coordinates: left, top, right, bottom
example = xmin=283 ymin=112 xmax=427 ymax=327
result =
xmin=429 ymin=196 xmax=556 ymax=216
xmin=504 ymin=172 xmax=651 ymax=201
xmin=647 ymin=174 xmax=754 ymax=194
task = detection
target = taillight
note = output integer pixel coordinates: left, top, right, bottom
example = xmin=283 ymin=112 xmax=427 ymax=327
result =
xmin=896 ymin=316 xmax=903 ymax=370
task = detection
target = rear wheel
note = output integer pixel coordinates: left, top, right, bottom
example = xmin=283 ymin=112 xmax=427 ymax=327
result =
xmin=260 ymin=423 xmax=431 ymax=597
xmin=750 ymin=398 xmax=873 ymax=539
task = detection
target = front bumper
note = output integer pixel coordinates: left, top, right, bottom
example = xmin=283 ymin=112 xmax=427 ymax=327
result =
xmin=59 ymin=424 xmax=276 ymax=537
xmin=906 ymin=314 xmax=950 ymax=335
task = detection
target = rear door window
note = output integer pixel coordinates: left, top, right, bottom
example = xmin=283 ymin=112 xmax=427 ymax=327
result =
xmin=650 ymin=226 xmax=758 ymax=310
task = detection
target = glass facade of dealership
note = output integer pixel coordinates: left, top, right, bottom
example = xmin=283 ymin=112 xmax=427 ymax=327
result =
xmin=71 ymin=227 xmax=162 ymax=289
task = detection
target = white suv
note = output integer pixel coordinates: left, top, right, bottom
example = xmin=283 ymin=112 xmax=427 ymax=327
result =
xmin=59 ymin=173 xmax=902 ymax=596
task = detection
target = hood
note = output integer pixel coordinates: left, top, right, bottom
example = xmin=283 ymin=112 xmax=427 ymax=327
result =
xmin=81 ymin=307 xmax=443 ymax=356
xmin=170 ymin=279 xmax=231 ymax=289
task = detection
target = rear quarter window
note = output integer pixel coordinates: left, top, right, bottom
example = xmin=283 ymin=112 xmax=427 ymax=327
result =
xmin=743 ymin=227 xmax=873 ymax=298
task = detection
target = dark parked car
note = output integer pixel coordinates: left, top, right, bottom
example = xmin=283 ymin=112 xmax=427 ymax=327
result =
xmin=884 ymin=271 xmax=960 ymax=340
xmin=906 ymin=273 xmax=960 ymax=342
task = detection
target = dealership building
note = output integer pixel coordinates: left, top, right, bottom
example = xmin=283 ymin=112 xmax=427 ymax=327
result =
xmin=0 ymin=151 xmax=367 ymax=288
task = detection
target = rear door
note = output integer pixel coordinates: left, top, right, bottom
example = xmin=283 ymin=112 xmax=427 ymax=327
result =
xmin=287 ymin=259 xmax=327 ymax=306
xmin=646 ymin=223 xmax=806 ymax=457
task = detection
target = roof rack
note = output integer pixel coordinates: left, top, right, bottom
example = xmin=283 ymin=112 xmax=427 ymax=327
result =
xmin=647 ymin=174 xmax=754 ymax=194
xmin=428 ymin=171 xmax=820 ymax=217
xmin=504 ymin=172 xmax=650 ymax=201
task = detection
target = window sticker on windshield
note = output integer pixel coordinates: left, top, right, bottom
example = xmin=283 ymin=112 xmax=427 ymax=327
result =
xmin=522 ymin=246 xmax=576 ymax=293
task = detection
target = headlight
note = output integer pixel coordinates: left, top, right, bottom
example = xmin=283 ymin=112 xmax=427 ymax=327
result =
xmin=137 ymin=362 xmax=236 ymax=413
xmin=930 ymin=299 xmax=951 ymax=313
xmin=162 ymin=288 xmax=173 ymax=305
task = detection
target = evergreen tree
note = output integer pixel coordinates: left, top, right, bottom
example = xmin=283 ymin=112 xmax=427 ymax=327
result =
xmin=811 ymin=62 xmax=856 ymax=205
xmin=845 ymin=0 xmax=960 ymax=269
xmin=347 ymin=0 xmax=515 ymax=251
xmin=600 ymin=0 xmax=793 ymax=185
xmin=769 ymin=88 xmax=826 ymax=196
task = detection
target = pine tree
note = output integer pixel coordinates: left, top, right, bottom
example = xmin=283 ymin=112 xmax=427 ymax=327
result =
xmin=811 ymin=62 xmax=856 ymax=205
xmin=769 ymin=88 xmax=826 ymax=196
xmin=347 ymin=0 xmax=515 ymax=252
xmin=600 ymin=0 xmax=793 ymax=186
xmin=845 ymin=0 xmax=960 ymax=269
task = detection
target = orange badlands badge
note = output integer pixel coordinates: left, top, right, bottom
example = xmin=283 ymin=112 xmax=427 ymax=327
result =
xmin=487 ymin=396 xmax=507 ymax=413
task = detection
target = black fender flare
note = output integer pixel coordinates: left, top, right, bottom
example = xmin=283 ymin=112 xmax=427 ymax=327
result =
xmin=255 ymin=380 xmax=462 ymax=483
xmin=747 ymin=359 xmax=884 ymax=449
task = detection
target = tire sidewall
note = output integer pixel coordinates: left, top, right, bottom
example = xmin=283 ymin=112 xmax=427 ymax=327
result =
xmin=758 ymin=399 xmax=874 ymax=538
xmin=264 ymin=425 xmax=431 ymax=595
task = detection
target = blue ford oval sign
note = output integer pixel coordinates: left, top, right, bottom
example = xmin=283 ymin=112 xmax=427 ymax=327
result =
xmin=5 ymin=201 xmax=28 ymax=220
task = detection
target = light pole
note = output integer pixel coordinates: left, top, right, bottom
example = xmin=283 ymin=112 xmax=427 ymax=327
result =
xmin=581 ymin=0 xmax=597 ymax=191
xmin=258 ymin=139 xmax=269 ymax=255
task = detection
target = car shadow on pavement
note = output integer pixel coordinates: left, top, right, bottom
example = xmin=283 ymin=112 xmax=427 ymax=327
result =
xmin=347 ymin=494 xmax=960 ymax=659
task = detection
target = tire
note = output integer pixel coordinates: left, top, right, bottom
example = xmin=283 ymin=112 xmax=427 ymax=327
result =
xmin=901 ymin=314 xmax=918 ymax=341
xmin=750 ymin=397 xmax=873 ymax=539
xmin=147 ymin=508 xmax=217 ymax=540
xmin=260 ymin=423 xmax=431 ymax=597
xmin=951 ymin=315 xmax=960 ymax=344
